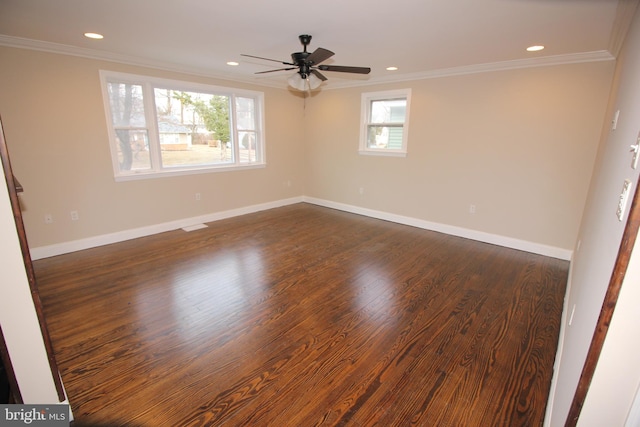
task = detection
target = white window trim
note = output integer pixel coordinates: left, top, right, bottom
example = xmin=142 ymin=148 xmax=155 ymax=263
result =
xmin=359 ymin=89 xmax=411 ymax=157
xmin=99 ymin=70 xmax=266 ymax=181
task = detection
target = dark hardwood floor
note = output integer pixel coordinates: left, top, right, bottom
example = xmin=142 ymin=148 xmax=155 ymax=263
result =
xmin=33 ymin=203 xmax=568 ymax=426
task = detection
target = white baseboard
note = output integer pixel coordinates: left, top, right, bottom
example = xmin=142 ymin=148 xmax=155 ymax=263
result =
xmin=30 ymin=197 xmax=303 ymax=260
xmin=543 ymin=260 xmax=575 ymax=426
xmin=303 ymin=196 xmax=573 ymax=260
xmin=31 ymin=195 xmax=572 ymax=261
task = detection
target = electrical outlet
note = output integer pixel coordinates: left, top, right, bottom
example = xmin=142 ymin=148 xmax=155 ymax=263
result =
xmin=469 ymin=204 xmax=476 ymax=214
xmin=359 ymin=187 xmax=364 ymax=195
xmin=44 ymin=214 xmax=53 ymax=224
xmin=195 ymin=193 xmax=201 ymax=201
xmin=70 ymin=210 xmax=79 ymax=221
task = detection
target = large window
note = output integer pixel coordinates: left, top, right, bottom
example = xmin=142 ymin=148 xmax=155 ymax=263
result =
xmin=100 ymin=71 xmax=265 ymax=180
xmin=359 ymin=89 xmax=411 ymax=157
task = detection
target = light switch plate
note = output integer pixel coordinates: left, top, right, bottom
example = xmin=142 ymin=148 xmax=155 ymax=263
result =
xmin=617 ymin=179 xmax=633 ymax=221
xmin=612 ymin=110 xmax=620 ymax=130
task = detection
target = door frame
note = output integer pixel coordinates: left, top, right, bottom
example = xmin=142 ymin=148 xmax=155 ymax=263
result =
xmin=565 ymin=180 xmax=640 ymax=425
xmin=0 ymin=118 xmax=65 ymax=402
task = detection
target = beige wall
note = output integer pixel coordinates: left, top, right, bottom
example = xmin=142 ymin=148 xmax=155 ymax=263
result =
xmin=0 ymin=47 xmax=305 ymax=248
xmin=547 ymin=5 xmax=640 ymax=425
xmin=303 ymin=63 xmax=614 ymax=251
xmin=0 ymin=46 xmax=614 ymax=255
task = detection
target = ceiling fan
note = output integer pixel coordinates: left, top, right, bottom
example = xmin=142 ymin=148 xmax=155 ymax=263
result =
xmin=241 ymin=34 xmax=371 ymax=91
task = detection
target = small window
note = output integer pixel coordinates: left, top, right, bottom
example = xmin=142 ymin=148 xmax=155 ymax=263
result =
xmin=100 ymin=71 xmax=265 ymax=180
xmin=359 ymin=89 xmax=411 ymax=157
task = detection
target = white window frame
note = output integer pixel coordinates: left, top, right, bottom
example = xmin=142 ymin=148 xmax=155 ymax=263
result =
xmin=359 ymin=89 xmax=411 ymax=157
xmin=99 ymin=70 xmax=266 ymax=181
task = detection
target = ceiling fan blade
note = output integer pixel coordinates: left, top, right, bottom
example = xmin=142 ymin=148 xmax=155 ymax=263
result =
xmin=318 ymin=65 xmax=371 ymax=74
xmin=241 ymin=54 xmax=295 ymax=66
xmin=311 ymin=69 xmax=328 ymax=81
xmin=306 ymin=47 xmax=334 ymax=65
xmin=254 ymin=67 xmax=297 ymax=74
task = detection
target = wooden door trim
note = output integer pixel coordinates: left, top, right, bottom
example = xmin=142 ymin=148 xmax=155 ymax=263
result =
xmin=565 ymin=180 xmax=640 ymax=425
xmin=0 ymin=119 xmax=65 ymax=402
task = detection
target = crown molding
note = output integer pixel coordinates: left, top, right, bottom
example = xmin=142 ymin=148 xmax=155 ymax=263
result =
xmin=325 ymin=50 xmax=615 ymax=90
xmin=0 ymin=34 xmax=286 ymax=89
xmin=0 ymin=34 xmax=615 ymax=91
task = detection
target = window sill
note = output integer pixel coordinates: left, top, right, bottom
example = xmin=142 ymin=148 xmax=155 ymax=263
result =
xmin=358 ymin=150 xmax=407 ymax=158
xmin=114 ymin=163 xmax=266 ymax=182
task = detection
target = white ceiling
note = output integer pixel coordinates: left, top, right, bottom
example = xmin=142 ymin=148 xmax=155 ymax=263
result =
xmin=0 ymin=0 xmax=626 ymax=89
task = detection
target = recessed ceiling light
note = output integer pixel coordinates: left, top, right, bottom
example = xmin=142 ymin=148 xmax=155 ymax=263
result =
xmin=227 ymin=61 xmax=239 ymax=66
xmin=386 ymin=66 xmax=398 ymax=71
xmin=84 ymin=32 xmax=104 ymax=40
xmin=526 ymin=45 xmax=544 ymax=52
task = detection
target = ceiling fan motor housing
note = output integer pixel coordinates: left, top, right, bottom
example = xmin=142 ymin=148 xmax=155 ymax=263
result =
xmin=292 ymin=34 xmax=314 ymax=76
xmin=291 ymin=52 xmax=311 ymax=64
xmin=291 ymin=52 xmax=312 ymax=77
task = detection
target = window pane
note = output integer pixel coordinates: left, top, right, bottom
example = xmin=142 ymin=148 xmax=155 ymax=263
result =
xmin=236 ymin=97 xmax=255 ymax=130
xmin=153 ymin=89 xmax=232 ymax=167
xmin=107 ymin=82 xmax=146 ymax=127
xmin=160 ymin=140 xmax=233 ymax=167
xmin=367 ymin=125 xmax=404 ymax=149
xmin=238 ymin=131 xmax=257 ymax=163
xmin=370 ymin=99 xmax=406 ymax=124
xmin=115 ymin=129 xmax=151 ymax=172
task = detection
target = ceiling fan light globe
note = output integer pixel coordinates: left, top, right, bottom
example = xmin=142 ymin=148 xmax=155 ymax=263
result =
xmin=308 ymin=73 xmax=322 ymax=90
xmin=288 ymin=73 xmax=307 ymax=91
xmin=307 ymin=74 xmax=322 ymax=90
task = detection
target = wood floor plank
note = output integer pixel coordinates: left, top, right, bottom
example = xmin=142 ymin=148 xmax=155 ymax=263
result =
xmin=33 ymin=203 xmax=568 ymax=426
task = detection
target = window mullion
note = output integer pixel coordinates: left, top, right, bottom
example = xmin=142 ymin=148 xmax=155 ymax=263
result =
xmin=144 ymin=83 xmax=162 ymax=171
xmin=230 ymin=94 xmax=240 ymax=165
xmin=254 ymin=96 xmax=263 ymax=163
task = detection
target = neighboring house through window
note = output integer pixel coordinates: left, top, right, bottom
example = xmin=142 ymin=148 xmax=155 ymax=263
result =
xmin=99 ymin=70 xmax=265 ymax=180
xmin=359 ymin=89 xmax=411 ymax=157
